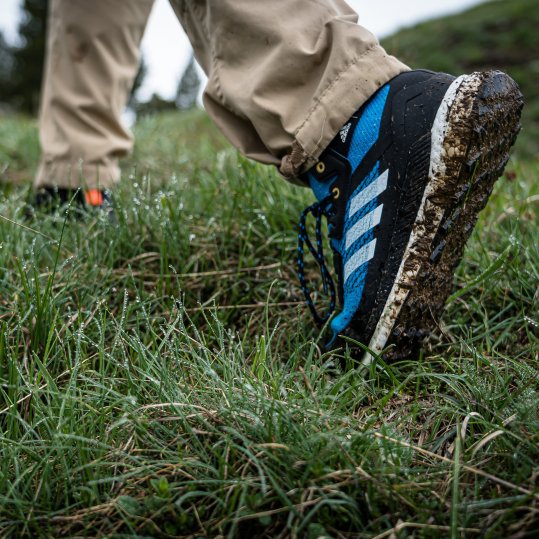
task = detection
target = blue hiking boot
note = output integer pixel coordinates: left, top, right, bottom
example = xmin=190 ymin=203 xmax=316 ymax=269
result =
xmin=297 ymin=70 xmax=523 ymax=361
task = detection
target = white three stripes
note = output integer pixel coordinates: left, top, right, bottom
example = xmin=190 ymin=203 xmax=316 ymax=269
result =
xmin=348 ymin=169 xmax=388 ymax=219
xmin=345 ymin=204 xmax=383 ymax=250
xmin=344 ymin=239 xmax=377 ymax=283
xmin=343 ymin=169 xmax=388 ymax=284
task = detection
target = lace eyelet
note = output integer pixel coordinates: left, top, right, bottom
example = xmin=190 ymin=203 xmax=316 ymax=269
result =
xmin=332 ymin=187 xmax=340 ymax=199
xmin=315 ymin=162 xmax=325 ymax=174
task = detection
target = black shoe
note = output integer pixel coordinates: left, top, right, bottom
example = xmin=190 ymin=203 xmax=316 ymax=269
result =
xmin=297 ymin=70 xmax=523 ymax=361
xmin=30 ymin=186 xmax=115 ymax=221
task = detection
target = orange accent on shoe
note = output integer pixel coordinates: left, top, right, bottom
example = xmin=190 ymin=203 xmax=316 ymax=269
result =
xmin=84 ymin=189 xmax=104 ymax=206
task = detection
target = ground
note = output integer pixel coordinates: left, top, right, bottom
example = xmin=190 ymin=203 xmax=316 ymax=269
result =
xmin=0 ymin=108 xmax=538 ymax=537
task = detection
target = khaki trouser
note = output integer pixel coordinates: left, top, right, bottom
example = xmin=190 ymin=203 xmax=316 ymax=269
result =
xmin=36 ymin=0 xmax=408 ymax=190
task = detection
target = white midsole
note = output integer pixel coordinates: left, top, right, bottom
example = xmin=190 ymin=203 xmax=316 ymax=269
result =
xmin=361 ymin=73 xmax=483 ymax=366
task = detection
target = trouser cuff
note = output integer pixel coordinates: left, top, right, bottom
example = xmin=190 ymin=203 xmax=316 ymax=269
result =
xmin=280 ymin=45 xmax=409 ymax=180
xmin=34 ymin=157 xmax=121 ymax=190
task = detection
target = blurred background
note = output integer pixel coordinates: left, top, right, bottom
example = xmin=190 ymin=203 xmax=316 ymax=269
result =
xmin=0 ymin=0 xmax=537 ymax=161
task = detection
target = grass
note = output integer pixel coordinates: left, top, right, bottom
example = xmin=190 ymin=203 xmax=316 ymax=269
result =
xmin=0 ymin=108 xmax=538 ymax=538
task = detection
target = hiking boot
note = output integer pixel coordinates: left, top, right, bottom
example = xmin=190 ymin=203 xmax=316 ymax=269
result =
xmin=297 ymin=70 xmax=523 ymax=361
xmin=30 ymin=186 xmax=116 ymax=222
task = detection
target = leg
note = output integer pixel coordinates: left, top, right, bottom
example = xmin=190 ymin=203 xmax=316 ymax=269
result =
xmin=35 ymin=0 xmax=154 ymax=192
xmin=169 ymin=0 xmax=408 ymax=181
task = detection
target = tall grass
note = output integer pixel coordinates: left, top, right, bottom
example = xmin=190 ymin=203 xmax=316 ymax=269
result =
xmin=0 ymin=110 xmax=537 ymax=537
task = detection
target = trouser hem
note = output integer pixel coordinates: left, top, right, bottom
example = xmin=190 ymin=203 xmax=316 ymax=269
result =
xmin=34 ymin=158 xmax=120 ymax=190
xmin=280 ymin=45 xmax=410 ymax=181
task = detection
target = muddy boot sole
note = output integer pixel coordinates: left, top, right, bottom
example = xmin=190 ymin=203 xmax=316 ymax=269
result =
xmin=361 ymin=70 xmax=524 ymax=363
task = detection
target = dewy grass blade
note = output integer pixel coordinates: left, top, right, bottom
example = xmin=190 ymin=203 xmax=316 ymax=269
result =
xmin=451 ymin=421 xmax=462 ymax=539
xmin=447 ymin=244 xmax=513 ymax=304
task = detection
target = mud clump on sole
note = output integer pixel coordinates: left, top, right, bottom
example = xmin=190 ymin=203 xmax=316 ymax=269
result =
xmin=384 ymin=71 xmax=524 ymax=361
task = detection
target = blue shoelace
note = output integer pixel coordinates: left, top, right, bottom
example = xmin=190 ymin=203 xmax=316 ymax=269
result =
xmin=297 ymin=194 xmax=337 ymax=325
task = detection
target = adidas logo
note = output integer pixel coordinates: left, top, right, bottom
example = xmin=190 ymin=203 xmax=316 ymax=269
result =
xmin=339 ymin=123 xmax=351 ymax=143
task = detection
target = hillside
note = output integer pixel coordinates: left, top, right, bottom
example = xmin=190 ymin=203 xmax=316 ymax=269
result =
xmin=383 ymin=0 xmax=539 ymax=159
